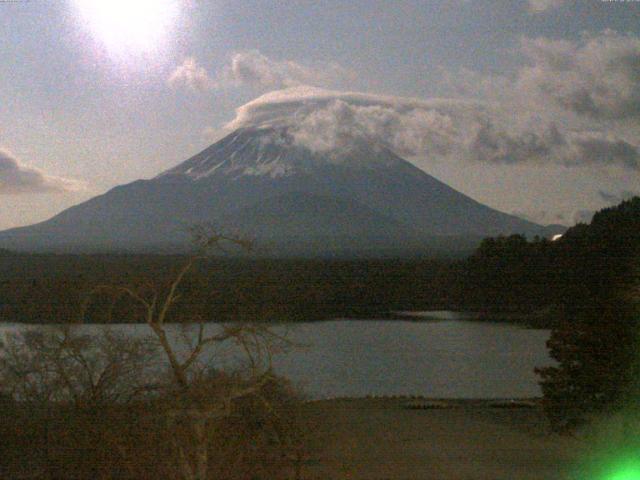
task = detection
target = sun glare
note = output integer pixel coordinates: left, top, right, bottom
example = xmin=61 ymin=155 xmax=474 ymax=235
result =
xmin=73 ymin=0 xmax=180 ymax=55
xmin=607 ymin=465 xmax=640 ymax=480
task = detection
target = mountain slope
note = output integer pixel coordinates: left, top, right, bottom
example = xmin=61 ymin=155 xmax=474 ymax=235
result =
xmin=0 ymin=127 xmax=561 ymax=255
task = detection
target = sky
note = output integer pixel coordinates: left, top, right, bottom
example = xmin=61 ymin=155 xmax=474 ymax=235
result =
xmin=1 ymin=0 xmax=640 ymax=230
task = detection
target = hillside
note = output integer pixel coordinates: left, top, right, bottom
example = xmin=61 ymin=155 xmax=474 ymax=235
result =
xmin=0 ymin=127 xmax=561 ymax=256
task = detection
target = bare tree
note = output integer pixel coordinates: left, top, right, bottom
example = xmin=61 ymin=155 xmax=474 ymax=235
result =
xmin=0 ymin=325 xmax=163 ymax=479
xmin=0 ymin=325 xmax=157 ymax=407
xmin=0 ymin=228 xmax=311 ymax=479
xmin=82 ymin=227 xmax=301 ymax=480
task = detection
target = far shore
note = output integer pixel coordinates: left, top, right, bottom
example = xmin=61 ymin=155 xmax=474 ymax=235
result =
xmin=0 ymin=307 xmax=558 ymax=328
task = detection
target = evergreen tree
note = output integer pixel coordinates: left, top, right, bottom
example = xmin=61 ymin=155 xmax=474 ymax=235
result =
xmin=535 ymin=198 xmax=640 ymax=432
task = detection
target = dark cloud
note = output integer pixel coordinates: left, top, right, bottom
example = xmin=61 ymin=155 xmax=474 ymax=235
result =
xmin=434 ymin=31 xmax=640 ymax=170
xmin=468 ymin=119 xmax=564 ymax=165
xmin=0 ymin=149 xmax=78 ymax=195
xmin=567 ymin=133 xmax=639 ymax=170
xmin=518 ymin=32 xmax=640 ymax=123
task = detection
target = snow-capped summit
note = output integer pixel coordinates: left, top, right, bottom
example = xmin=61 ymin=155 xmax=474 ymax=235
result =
xmin=158 ymin=127 xmax=405 ymax=181
xmin=0 ymin=126 xmax=562 ymax=255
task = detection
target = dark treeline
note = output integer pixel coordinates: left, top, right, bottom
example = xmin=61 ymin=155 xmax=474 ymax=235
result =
xmin=462 ymin=197 xmax=640 ymax=319
xmin=1 ymin=199 xmax=638 ymax=328
xmin=0 ymin=254 xmax=461 ymax=324
xmin=1 ymin=199 xmax=639 ymax=440
xmin=537 ymin=198 xmax=640 ymax=430
xmin=459 ymin=198 xmax=640 ymax=430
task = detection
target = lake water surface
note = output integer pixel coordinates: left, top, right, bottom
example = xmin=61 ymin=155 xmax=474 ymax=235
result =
xmin=0 ymin=315 xmax=552 ymax=399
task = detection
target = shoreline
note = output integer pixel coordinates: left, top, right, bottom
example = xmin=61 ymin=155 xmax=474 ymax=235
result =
xmin=0 ymin=309 xmax=556 ymax=327
xmin=302 ymin=396 xmax=580 ymax=480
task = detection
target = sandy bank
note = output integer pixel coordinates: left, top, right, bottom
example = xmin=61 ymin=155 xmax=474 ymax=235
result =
xmin=302 ymin=397 xmax=581 ymax=480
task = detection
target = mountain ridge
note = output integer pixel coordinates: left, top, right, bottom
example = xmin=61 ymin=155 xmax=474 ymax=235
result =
xmin=0 ymin=127 xmax=564 ymax=256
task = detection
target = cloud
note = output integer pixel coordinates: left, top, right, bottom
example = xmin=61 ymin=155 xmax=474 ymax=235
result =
xmin=430 ymin=31 xmax=640 ymax=170
xmin=225 ymin=86 xmax=477 ymax=157
xmin=527 ymin=0 xmax=566 ymax=13
xmin=563 ymin=132 xmax=639 ymax=170
xmin=225 ymin=50 xmax=352 ymax=90
xmin=172 ymin=32 xmax=639 ymax=172
xmin=167 ymin=57 xmax=215 ymax=92
xmin=168 ymin=51 xmax=354 ymax=92
xmin=0 ymin=149 xmax=80 ymax=195
xmin=517 ymin=31 xmax=640 ymax=123
xmin=511 ymin=209 xmax=567 ymax=225
xmin=469 ymin=125 xmax=639 ymax=169
xmin=597 ymin=189 xmax=639 ymax=204
xmin=222 ymin=86 xmax=640 ymax=170
xmin=439 ymin=31 xmax=640 ymax=129
xmin=467 ymin=118 xmax=565 ymax=165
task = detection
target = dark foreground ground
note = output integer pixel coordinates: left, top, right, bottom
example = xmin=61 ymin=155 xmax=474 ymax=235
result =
xmin=303 ymin=398 xmax=582 ymax=480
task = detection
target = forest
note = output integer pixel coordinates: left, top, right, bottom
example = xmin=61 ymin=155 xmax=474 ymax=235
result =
xmin=1 ymin=198 xmax=638 ymax=329
xmin=0 ymin=253 xmax=460 ymax=324
xmin=0 ymin=198 xmax=638 ymax=478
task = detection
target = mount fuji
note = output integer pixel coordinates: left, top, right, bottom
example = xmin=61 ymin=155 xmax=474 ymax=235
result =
xmin=0 ymin=127 xmax=562 ymax=256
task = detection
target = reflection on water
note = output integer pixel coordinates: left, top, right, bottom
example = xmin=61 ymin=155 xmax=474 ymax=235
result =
xmin=0 ymin=314 xmax=552 ymax=399
xmin=393 ymin=310 xmax=480 ymax=320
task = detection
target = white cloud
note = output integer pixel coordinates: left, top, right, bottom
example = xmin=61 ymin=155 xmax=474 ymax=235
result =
xmin=168 ymin=51 xmax=354 ymax=92
xmin=0 ymin=149 xmax=80 ymax=195
xmin=167 ymin=57 xmax=215 ymax=92
xmin=527 ymin=0 xmax=566 ymax=13
xmin=225 ymin=86 xmax=476 ymax=156
xmin=224 ymin=50 xmax=351 ymax=90
xmin=221 ymin=85 xmax=640 ymax=170
xmin=168 ymin=31 xmax=640 ymax=173
xmin=432 ymin=31 xmax=640 ymax=170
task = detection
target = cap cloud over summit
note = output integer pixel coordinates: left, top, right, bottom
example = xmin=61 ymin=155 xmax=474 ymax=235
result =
xmin=219 ymin=85 xmax=639 ymax=171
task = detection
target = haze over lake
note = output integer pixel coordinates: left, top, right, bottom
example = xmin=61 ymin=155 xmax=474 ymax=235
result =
xmin=0 ymin=315 xmax=552 ymax=399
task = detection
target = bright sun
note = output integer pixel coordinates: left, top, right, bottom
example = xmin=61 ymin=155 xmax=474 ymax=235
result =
xmin=73 ymin=0 xmax=180 ymax=54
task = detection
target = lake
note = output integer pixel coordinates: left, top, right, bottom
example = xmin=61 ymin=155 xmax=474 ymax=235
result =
xmin=0 ymin=315 xmax=552 ymax=399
